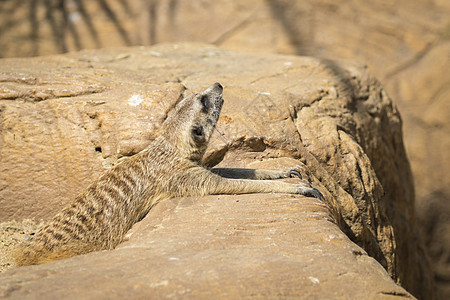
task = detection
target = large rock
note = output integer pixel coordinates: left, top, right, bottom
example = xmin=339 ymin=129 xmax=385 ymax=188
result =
xmin=0 ymin=44 xmax=433 ymax=298
xmin=2 ymin=2 xmax=448 ymax=297
xmin=1 ymin=193 xmax=413 ymax=299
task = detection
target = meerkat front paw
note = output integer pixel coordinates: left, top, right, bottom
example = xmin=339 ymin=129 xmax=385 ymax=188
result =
xmin=294 ymin=182 xmax=324 ymax=200
xmin=274 ymin=169 xmax=303 ymax=179
xmin=254 ymin=169 xmax=304 ymax=180
xmin=302 ymin=187 xmax=324 ymax=200
xmin=286 ymin=169 xmax=302 ymax=179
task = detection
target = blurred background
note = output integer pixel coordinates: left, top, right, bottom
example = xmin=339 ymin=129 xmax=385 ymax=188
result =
xmin=0 ymin=0 xmax=449 ymax=298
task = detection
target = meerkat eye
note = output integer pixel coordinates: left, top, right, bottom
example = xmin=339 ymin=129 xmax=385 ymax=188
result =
xmin=193 ymin=126 xmax=203 ymax=136
xmin=200 ymin=95 xmax=210 ymax=112
xmin=191 ymin=125 xmax=205 ymax=143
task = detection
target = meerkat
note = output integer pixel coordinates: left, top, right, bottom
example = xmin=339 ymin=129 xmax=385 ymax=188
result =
xmin=13 ymin=82 xmax=323 ymax=266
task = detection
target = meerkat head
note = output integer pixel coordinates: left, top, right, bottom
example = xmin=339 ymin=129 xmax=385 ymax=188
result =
xmin=161 ymin=82 xmax=224 ymax=161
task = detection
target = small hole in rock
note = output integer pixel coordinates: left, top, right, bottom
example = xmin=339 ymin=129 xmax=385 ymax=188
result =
xmin=95 ymin=147 xmax=102 ymax=153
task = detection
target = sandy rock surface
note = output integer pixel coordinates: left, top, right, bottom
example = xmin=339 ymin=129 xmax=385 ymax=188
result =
xmin=2 ymin=3 xmax=448 ymax=297
xmin=1 ymin=1 xmax=449 ymax=296
xmin=1 ymin=193 xmax=414 ymax=299
xmin=0 ymin=44 xmax=432 ymax=298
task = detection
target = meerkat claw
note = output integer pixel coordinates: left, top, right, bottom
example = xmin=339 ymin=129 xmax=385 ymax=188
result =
xmin=306 ymin=188 xmax=324 ymax=200
xmin=288 ymin=170 xmax=302 ymax=179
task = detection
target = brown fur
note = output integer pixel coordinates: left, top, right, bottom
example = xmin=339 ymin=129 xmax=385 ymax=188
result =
xmin=14 ymin=83 xmax=323 ymax=266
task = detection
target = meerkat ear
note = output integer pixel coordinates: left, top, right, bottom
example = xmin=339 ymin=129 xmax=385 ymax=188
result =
xmin=191 ymin=125 xmax=206 ymax=143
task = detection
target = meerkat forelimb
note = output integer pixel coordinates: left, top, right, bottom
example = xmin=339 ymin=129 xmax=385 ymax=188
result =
xmin=167 ymin=165 xmax=323 ymax=199
xmin=210 ymin=168 xmax=302 ymax=180
xmin=13 ymin=82 xmax=323 ymax=266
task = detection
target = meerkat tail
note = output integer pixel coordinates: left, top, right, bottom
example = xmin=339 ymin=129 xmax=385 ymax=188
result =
xmin=13 ymin=242 xmax=80 ymax=266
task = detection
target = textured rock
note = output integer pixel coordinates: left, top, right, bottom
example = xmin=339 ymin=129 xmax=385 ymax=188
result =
xmin=0 ymin=44 xmax=432 ymax=298
xmin=2 ymin=2 xmax=448 ymax=297
xmin=1 ymin=193 xmax=414 ymax=299
xmin=0 ymin=195 xmax=412 ymax=299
